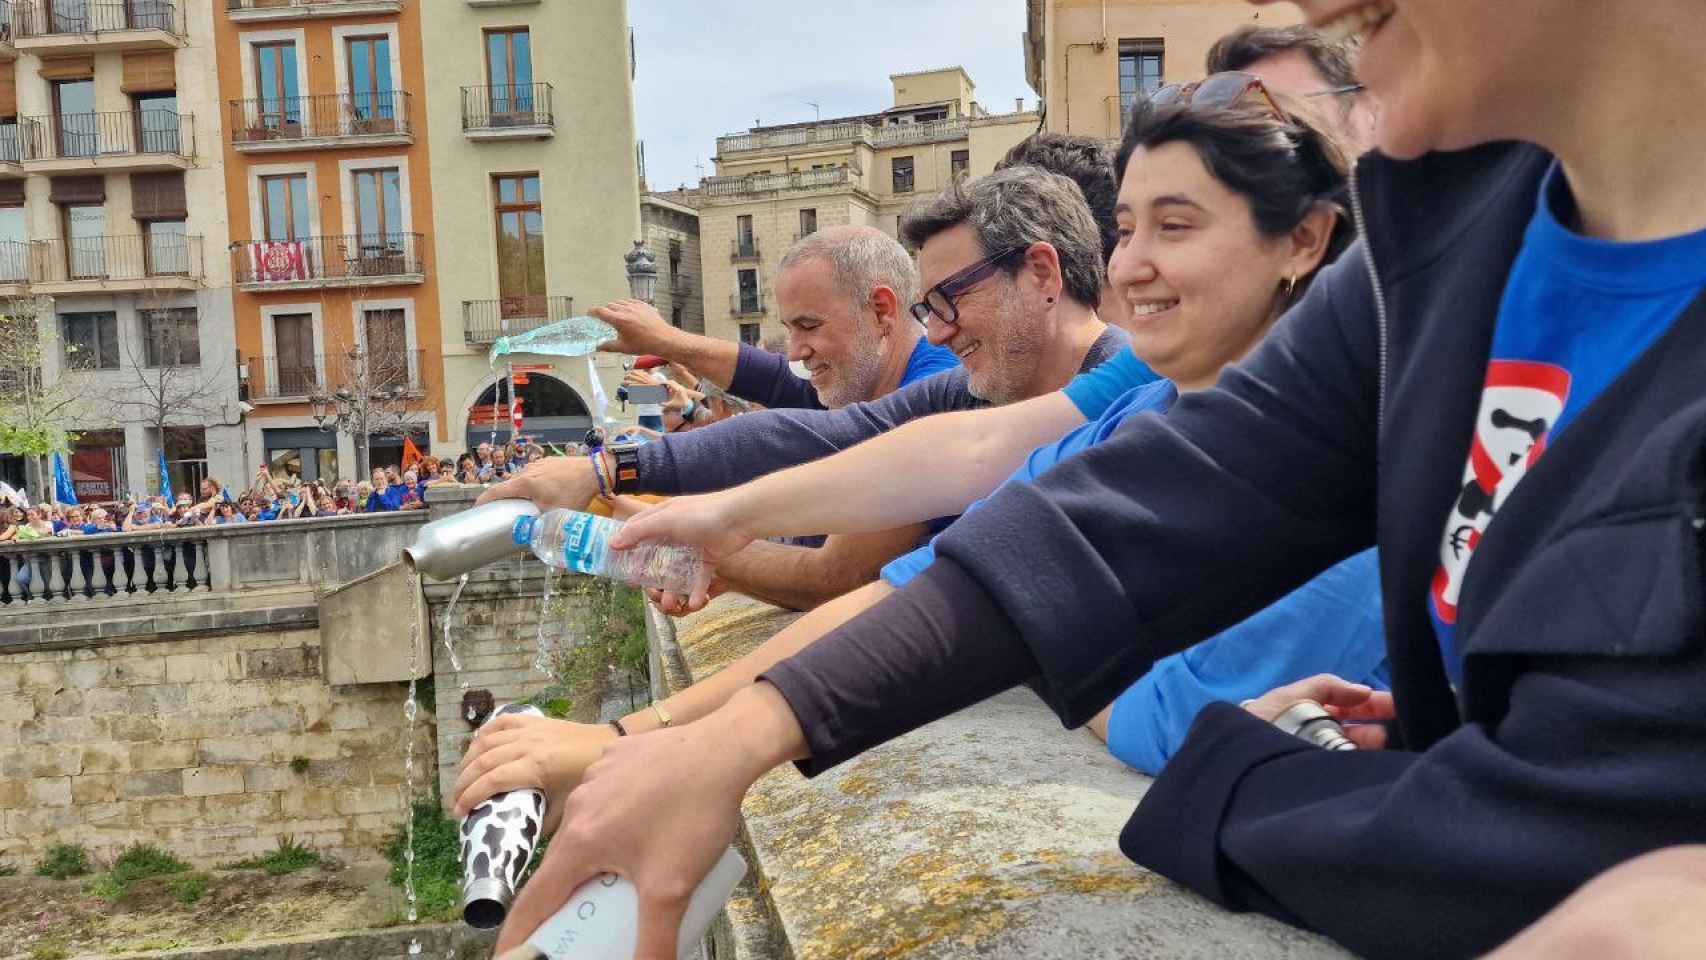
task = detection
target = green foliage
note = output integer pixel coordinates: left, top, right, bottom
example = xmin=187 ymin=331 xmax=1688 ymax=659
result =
xmin=222 ymin=836 xmax=322 ymax=876
xmin=166 ymin=872 xmax=211 ymax=905
xmin=611 ymin=585 xmax=651 ymax=681
xmin=383 ymin=797 xmax=463 ymax=922
xmin=0 ymin=861 xmax=18 ymax=877
xmin=28 ymin=940 xmax=69 ymax=960
xmin=289 ymin=756 xmax=311 ymax=774
xmin=110 ymin=843 xmax=190 ymax=884
xmin=35 ymin=843 xmax=91 ymax=880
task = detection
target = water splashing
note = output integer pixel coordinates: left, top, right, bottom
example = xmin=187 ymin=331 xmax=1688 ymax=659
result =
xmin=533 ymin=565 xmax=557 ymax=674
xmin=401 ymin=568 xmax=423 ymax=956
xmin=440 ymin=573 xmax=470 ymax=690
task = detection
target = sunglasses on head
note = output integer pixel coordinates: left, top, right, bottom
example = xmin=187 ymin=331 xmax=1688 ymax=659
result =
xmin=1150 ymin=71 xmax=1290 ymax=123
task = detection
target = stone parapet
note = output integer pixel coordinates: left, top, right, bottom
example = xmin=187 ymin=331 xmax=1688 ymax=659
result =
xmin=652 ymin=595 xmax=1354 ymax=959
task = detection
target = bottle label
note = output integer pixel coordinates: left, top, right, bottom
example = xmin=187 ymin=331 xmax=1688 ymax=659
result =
xmin=560 ymin=512 xmax=607 ymax=575
xmin=512 ymin=515 xmax=537 ymax=546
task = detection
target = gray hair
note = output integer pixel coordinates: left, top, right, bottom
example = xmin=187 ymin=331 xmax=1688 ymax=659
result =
xmin=779 ymin=224 xmax=919 ymax=314
xmin=899 ymin=165 xmax=1105 ymax=307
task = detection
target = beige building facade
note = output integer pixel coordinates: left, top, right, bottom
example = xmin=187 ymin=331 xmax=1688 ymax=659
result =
xmin=422 ymin=0 xmax=641 ymax=452
xmin=698 ymin=67 xmax=1036 ymax=346
xmin=640 ymin=192 xmax=703 ymax=335
xmin=1024 ymin=0 xmax=1301 ymax=139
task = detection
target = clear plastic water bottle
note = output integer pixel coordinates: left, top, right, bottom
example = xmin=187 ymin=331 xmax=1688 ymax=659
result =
xmin=489 ymin=315 xmax=618 ymax=362
xmin=515 ymin=509 xmax=703 ymax=595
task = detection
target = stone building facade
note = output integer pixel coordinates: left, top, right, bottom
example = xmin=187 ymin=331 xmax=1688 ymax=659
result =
xmin=641 ymin=192 xmax=703 ymax=335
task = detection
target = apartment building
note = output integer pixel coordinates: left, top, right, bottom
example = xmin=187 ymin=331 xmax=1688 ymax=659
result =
xmin=423 ymin=0 xmax=640 ymax=454
xmin=1023 ymin=0 xmax=1300 ymax=139
xmin=0 ymin=0 xmax=240 ymax=501
xmin=699 ymin=67 xmax=1036 ymax=346
xmin=640 ymin=191 xmax=702 ymax=335
xmin=216 ymin=0 xmax=448 ymax=480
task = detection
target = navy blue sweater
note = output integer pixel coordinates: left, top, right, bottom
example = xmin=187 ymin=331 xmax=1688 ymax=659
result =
xmin=764 ymin=143 xmax=1706 ymax=958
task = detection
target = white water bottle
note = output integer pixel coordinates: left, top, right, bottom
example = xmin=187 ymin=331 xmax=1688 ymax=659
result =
xmin=515 ymin=509 xmax=703 ymax=595
xmin=499 ymin=847 xmax=747 ymax=960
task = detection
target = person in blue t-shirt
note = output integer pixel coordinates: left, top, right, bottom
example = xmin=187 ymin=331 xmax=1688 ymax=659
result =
xmin=364 ymin=467 xmax=405 ymax=512
xmin=453 ymin=86 xmax=1388 ymax=829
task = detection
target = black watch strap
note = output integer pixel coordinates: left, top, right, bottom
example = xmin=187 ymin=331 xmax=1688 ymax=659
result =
xmin=610 ymin=443 xmax=642 ymax=494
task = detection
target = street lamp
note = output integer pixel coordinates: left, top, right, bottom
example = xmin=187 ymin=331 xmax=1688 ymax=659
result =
xmin=623 ymin=239 xmax=657 ymax=305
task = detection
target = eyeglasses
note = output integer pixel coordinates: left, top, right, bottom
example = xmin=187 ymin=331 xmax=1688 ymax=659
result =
xmin=1304 ymin=83 xmax=1366 ymax=99
xmin=1151 ymin=71 xmax=1289 ymax=123
xmin=909 ymin=245 xmax=1029 ymax=327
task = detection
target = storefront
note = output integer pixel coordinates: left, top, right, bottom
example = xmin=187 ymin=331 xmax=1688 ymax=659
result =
xmin=463 ymin=372 xmax=592 ymax=450
xmin=261 ymin=427 xmax=339 ymax=483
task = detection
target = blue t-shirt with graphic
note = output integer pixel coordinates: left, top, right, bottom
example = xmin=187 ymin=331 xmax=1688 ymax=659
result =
xmin=1429 ymin=164 xmax=1706 ymax=686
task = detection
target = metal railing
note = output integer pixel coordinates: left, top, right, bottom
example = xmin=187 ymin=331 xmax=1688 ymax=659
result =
xmin=730 ymin=237 xmax=759 ymax=260
xmin=20 ymin=110 xmax=193 ymax=161
xmin=715 ymin=116 xmax=970 ymax=155
xmin=15 ymin=0 xmax=184 ymax=38
xmin=227 ymin=0 xmax=400 ymax=11
xmin=730 ymin=291 xmax=766 ymax=317
xmin=229 ymin=90 xmax=413 ymax=145
xmin=31 ymin=233 xmax=203 ymax=283
xmin=0 ymin=1 xmax=14 ymax=42
xmin=231 ymin=232 xmax=425 ymax=285
xmin=461 ymin=82 xmax=553 ymax=131
xmin=248 ymin=348 xmax=424 ymax=400
xmin=703 ymin=166 xmax=855 ymax=198
xmin=462 ymin=295 xmax=574 ymax=344
xmin=0 ymin=240 xmax=29 ymax=283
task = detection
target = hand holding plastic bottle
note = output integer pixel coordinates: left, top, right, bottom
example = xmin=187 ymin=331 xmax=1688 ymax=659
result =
xmin=609 ymin=493 xmax=759 ymax=611
xmin=592 ymin=300 xmax=682 ymax=359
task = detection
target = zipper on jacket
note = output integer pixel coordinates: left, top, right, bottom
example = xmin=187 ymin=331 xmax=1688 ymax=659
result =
xmin=1348 ymin=162 xmax=1391 ymax=440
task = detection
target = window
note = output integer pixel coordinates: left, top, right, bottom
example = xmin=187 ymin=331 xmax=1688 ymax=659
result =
xmin=62 ymin=311 xmax=119 ymax=370
xmin=62 ymin=202 xmax=105 ymax=279
xmin=0 ymin=118 xmax=19 ymax=165
xmin=0 ymin=195 xmax=24 ymax=283
xmin=161 ymin=427 xmax=207 ymax=500
xmin=363 ymin=307 xmax=413 ymax=389
xmin=735 ymin=214 xmax=755 ymax=257
xmin=798 ymin=208 xmax=817 ymax=237
xmin=346 ymin=35 xmax=395 ymax=126
xmin=891 ymin=156 xmax=915 ymax=194
xmin=736 ymin=268 xmax=759 ymax=314
xmin=133 ymin=171 xmax=188 ymax=275
xmin=950 ymin=149 xmax=970 ymax=180
xmin=254 ymin=41 xmax=300 ymax=130
xmin=1119 ymin=40 xmax=1165 ymax=118
xmin=260 ymin=173 xmax=311 ymax=242
xmin=671 ymin=305 xmax=683 ymax=329
xmin=738 ymin=322 xmax=761 ymax=346
xmin=53 ymin=79 xmax=96 ymax=158
xmin=486 ymin=29 xmax=534 ymax=118
xmin=145 ymin=220 xmax=188 ymax=275
xmin=493 ymin=173 xmax=546 ymax=316
xmin=271 ymin=312 xmax=316 ymax=395
xmin=353 ymin=167 xmax=403 ymax=247
xmin=668 ymin=238 xmax=682 ymax=277
xmin=133 ymin=91 xmax=178 ymax=153
xmin=141 ymin=307 xmax=198 ymax=367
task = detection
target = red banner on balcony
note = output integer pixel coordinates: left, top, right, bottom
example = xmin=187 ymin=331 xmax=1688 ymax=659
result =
xmin=247 ymin=241 xmax=309 ymax=282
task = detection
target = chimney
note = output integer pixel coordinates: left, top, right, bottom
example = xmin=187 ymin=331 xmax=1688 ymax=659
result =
xmin=1015 ymin=97 xmax=1024 ymax=112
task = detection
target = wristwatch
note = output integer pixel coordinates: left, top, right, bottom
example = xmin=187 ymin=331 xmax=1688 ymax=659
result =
xmin=608 ymin=440 xmax=642 ymax=494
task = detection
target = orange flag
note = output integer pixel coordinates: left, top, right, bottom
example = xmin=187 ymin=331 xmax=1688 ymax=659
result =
xmin=401 ymin=436 xmax=425 ymax=472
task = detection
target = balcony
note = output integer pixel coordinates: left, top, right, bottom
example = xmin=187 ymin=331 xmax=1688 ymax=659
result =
xmin=715 ymin=116 xmax=971 ymax=158
xmin=730 ymin=237 xmax=760 ymax=262
xmin=462 ymin=295 xmax=575 ymax=346
xmin=729 ymin=291 xmax=767 ymax=318
xmin=703 ymin=166 xmax=857 ymax=200
xmin=225 ymin=0 xmax=403 ymax=22
xmin=465 ymin=0 xmax=537 ymax=6
xmin=247 ymin=348 xmax=424 ymax=402
xmin=0 ymin=2 xmax=17 ymax=60
xmin=229 ymin=91 xmax=413 ymax=152
xmin=460 ymin=83 xmax=554 ymax=140
xmin=0 ymin=123 xmax=23 ymax=174
xmin=19 ymin=111 xmax=193 ymax=173
xmin=29 ymin=233 xmax=204 ymax=294
xmin=0 ymin=240 xmax=29 ymax=293
xmin=14 ymin=0 xmax=186 ymax=52
xmin=232 ymin=233 xmax=425 ymax=291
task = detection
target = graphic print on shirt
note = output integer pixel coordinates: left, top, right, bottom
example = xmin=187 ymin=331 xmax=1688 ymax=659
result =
xmin=1430 ymin=360 xmax=1571 ymax=625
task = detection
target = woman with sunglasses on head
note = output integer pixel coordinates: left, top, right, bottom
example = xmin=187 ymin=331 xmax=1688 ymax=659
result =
xmin=500 ymin=1 xmax=1706 ymax=957
xmin=475 ymin=78 xmax=1388 ymax=908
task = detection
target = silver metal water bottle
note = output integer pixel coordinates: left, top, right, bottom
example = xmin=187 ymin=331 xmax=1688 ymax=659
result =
xmin=461 ymin=702 xmax=548 ymax=928
xmin=403 ymin=499 xmax=540 ymax=581
xmin=1272 ymin=700 xmax=1358 ymax=751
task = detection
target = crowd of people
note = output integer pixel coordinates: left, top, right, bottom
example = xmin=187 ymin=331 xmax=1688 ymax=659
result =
xmin=438 ymin=4 xmax=1706 ymax=958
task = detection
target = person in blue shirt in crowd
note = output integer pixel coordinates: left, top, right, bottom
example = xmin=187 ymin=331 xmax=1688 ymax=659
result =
xmin=453 ymin=72 xmax=1384 ymax=834
xmin=364 ymin=467 xmax=405 ymax=512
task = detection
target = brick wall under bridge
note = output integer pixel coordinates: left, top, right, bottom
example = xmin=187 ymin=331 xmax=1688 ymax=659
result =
xmin=0 ymin=488 xmax=592 ymax=867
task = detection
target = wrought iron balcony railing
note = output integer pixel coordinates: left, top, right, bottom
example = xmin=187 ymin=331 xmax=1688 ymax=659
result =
xmin=460 ymin=83 xmax=554 ymax=133
xmin=31 ymin=233 xmax=203 ymax=284
xmin=229 ymin=91 xmax=412 ymax=146
xmin=15 ymin=0 xmax=184 ymax=39
xmin=226 ymin=0 xmax=403 ymax=16
xmin=248 ymin=348 xmax=424 ymax=400
xmin=231 ymin=233 xmax=424 ymax=286
xmin=730 ymin=237 xmax=759 ymax=260
xmin=730 ymin=291 xmax=767 ymax=317
xmin=20 ymin=110 xmax=193 ymax=162
xmin=462 ymin=295 xmax=575 ymax=345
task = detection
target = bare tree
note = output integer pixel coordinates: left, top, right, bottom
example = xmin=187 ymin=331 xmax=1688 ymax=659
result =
xmin=312 ymin=281 xmax=434 ymax=480
xmin=0 ymin=296 xmax=85 ymax=498
xmin=110 ymin=299 xmax=234 ymax=493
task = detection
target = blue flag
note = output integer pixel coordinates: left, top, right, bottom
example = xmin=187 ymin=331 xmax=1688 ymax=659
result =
xmin=52 ymin=451 xmax=78 ymax=505
xmin=157 ymin=447 xmax=173 ymax=503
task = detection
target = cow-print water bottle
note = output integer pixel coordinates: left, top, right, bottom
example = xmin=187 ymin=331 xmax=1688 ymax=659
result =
xmin=460 ymin=702 xmax=547 ymax=929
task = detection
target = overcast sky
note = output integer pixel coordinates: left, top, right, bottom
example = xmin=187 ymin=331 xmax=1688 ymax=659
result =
xmin=630 ymin=1 xmax=1035 ymax=191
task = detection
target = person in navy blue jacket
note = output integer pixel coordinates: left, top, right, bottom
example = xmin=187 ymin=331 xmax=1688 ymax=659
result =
xmin=491 ymin=1 xmax=1706 ymax=958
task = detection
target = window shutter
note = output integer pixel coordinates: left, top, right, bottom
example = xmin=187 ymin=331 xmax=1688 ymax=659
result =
xmin=37 ymin=57 xmax=95 ymax=81
xmin=50 ymin=175 xmax=105 ymax=205
xmin=0 ymin=181 xmax=23 ymax=208
xmin=130 ymin=172 xmax=186 ymax=219
xmin=0 ymin=67 xmax=16 ymax=118
xmin=121 ymin=52 xmax=176 ymax=93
